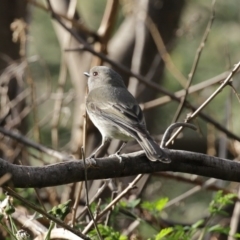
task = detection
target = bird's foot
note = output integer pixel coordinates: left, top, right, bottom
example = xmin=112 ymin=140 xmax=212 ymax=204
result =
xmin=110 ymin=152 xmax=122 ymax=163
xmin=86 ymin=155 xmax=97 ymax=166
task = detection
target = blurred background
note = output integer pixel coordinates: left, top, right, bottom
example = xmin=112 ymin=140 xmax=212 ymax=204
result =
xmin=0 ymin=0 xmax=240 ymax=239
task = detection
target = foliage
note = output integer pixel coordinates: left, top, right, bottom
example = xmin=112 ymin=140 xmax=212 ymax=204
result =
xmin=147 ymin=191 xmax=237 ymax=240
xmin=209 ymin=190 xmax=236 ymax=215
xmin=88 ymin=225 xmax=127 ymax=240
xmin=0 ymin=190 xmax=240 ymax=239
xmin=48 ymin=199 xmax=72 ymax=220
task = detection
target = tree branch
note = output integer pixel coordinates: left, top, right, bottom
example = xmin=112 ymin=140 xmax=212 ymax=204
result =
xmin=0 ymin=149 xmax=239 ymax=188
xmin=52 ymin=7 xmax=240 ymax=143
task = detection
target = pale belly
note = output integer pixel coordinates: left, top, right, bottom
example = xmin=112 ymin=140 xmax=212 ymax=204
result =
xmin=88 ymin=112 xmax=133 ymax=141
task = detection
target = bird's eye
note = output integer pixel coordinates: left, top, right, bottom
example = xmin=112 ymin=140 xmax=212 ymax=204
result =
xmin=93 ymin=71 xmax=98 ymax=76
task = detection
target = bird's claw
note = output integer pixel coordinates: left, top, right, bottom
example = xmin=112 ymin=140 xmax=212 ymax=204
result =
xmin=110 ymin=152 xmax=122 ymax=163
xmin=86 ymin=157 xmax=97 ymax=166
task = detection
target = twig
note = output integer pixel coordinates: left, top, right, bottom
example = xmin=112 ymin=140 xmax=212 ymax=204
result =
xmin=92 ymin=0 xmax=119 ymax=66
xmin=154 ymin=172 xmax=235 ymax=194
xmin=82 ymin=174 xmax=143 ymax=234
xmin=26 ymin=69 xmax=41 ymax=142
xmin=51 ymin=57 xmax=68 ymax=149
xmin=46 ymin=5 xmax=240 ymax=142
xmin=33 ymin=188 xmax=47 ymax=212
xmin=26 ymin=0 xmax=98 ymax=39
xmin=164 ymin=178 xmax=218 ymax=208
xmin=128 ymin=0 xmax=148 ymax=96
xmin=51 ymin=0 xmax=77 ymax=149
xmin=166 ymin=61 xmax=240 ymax=146
xmin=0 ymin=126 xmax=68 ymax=161
xmin=12 ymin=19 xmax=41 ymax=142
xmin=34 ymin=228 xmax=83 ymax=240
xmin=3 ymin=186 xmax=90 ymax=240
xmin=71 ymin=181 xmax=83 ymax=227
xmin=172 ymin=0 xmax=215 ymax=123
xmin=122 ymin=220 xmax=140 ymax=237
xmin=76 ymin=181 xmax=108 ymax=220
xmin=8 ymin=88 xmax=31 ymax=111
xmin=5 ymin=86 xmax=53 ymax=129
xmin=229 ymin=84 xmax=240 ymax=103
xmin=71 ymin=89 xmax=88 ymax=226
xmin=0 ymin=173 xmax=12 ymax=186
xmin=228 ymin=185 xmax=240 ymax=240
xmin=146 ymin=16 xmax=187 ymax=87
xmin=104 ymin=187 xmax=118 ymax=226
xmin=81 ymin=147 xmax=102 ymax=239
xmin=141 ymin=70 xmax=240 ymax=110
xmin=160 ymin=122 xmax=197 ymax=148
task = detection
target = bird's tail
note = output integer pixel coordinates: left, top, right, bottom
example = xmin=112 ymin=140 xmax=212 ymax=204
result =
xmin=137 ymin=134 xmax=170 ymax=163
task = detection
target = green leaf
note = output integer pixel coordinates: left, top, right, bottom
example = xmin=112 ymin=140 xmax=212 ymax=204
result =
xmin=191 ymin=219 xmax=204 ymax=229
xmin=48 ymin=200 xmax=71 ymax=220
xmin=119 ymin=235 xmax=128 ymax=240
xmin=155 ymin=227 xmax=173 ymax=240
xmin=207 ymin=224 xmax=230 ymax=234
xmin=233 ymin=233 xmax=240 ymax=238
xmin=209 ymin=191 xmax=236 ymax=215
xmin=141 ymin=201 xmax=154 ymax=211
xmin=88 ymin=224 xmax=127 ymax=240
xmin=155 ymin=198 xmax=169 ymax=211
xmin=120 ymin=199 xmax=141 ymax=209
xmin=141 ymin=197 xmax=169 ymax=212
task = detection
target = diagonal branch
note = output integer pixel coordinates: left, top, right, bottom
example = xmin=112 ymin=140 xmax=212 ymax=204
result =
xmin=166 ymin=61 xmax=240 ymax=146
xmin=172 ymin=0 xmax=216 ymax=122
xmin=48 ymin=6 xmax=240 ymax=142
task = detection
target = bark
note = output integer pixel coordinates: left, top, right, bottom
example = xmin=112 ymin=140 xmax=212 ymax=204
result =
xmin=1 ymin=149 xmax=239 ymax=188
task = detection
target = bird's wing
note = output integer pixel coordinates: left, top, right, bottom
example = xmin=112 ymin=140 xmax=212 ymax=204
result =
xmin=87 ymin=101 xmax=148 ymax=139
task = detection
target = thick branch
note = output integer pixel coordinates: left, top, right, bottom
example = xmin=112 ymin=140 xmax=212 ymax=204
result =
xmin=0 ymin=149 xmax=239 ymax=188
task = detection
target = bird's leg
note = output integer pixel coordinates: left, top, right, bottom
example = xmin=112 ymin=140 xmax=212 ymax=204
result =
xmin=116 ymin=142 xmax=126 ymax=155
xmin=110 ymin=142 xmax=127 ymax=163
xmin=88 ymin=137 xmax=109 ymax=159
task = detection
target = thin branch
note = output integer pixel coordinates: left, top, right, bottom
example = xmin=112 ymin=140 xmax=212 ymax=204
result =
xmin=0 ymin=126 xmax=68 ymax=161
xmin=104 ymin=190 xmax=117 ymax=226
xmin=26 ymin=0 xmax=98 ymax=39
xmin=47 ymin=6 xmax=240 ymax=142
xmin=128 ymin=0 xmax=148 ymax=96
xmin=172 ymin=0 xmax=215 ymax=123
xmin=164 ymin=178 xmax=218 ymax=208
xmin=91 ymin=0 xmax=119 ymax=66
xmin=228 ymin=185 xmax=240 ymax=240
xmin=82 ymin=147 xmax=102 ymax=239
xmin=51 ymin=0 xmax=77 ymax=149
xmin=77 ymin=180 xmax=108 ymax=220
xmin=82 ymin=174 xmax=143 ymax=234
xmin=141 ymin=70 xmax=240 ymax=110
xmin=97 ymin=0 xmax=119 ymax=41
xmin=146 ymin=16 xmax=187 ymax=87
xmin=160 ymin=122 xmax=197 ymax=148
xmin=71 ymin=181 xmax=83 ymax=226
xmin=155 ymin=172 xmax=235 ymax=194
xmin=3 ymin=187 xmax=90 ymax=240
xmin=166 ymin=61 xmax=240 ymax=146
xmin=34 ymin=228 xmax=83 ymax=240
xmin=0 ymin=173 xmax=12 ymax=186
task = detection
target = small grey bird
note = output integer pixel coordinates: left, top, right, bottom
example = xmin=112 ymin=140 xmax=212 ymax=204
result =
xmin=84 ymin=66 xmax=170 ymax=163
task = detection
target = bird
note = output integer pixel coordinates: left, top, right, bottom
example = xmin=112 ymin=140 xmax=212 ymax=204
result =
xmin=84 ymin=66 xmax=170 ymax=163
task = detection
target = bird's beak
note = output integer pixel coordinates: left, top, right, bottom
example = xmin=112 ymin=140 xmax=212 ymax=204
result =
xmin=84 ymin=72 xmax=90 ymax=77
